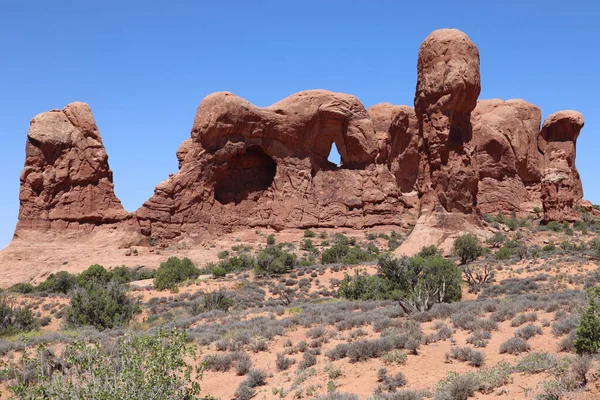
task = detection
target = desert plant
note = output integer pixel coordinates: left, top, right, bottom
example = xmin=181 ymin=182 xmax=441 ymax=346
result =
xmin=255 ymin=245 xmax=297 ymax=275
xmin=453 ymin=234 xmax=483 ymax=265
xmin=499 ymin=337 xmax=530 ymax=354
xmin=9 ymin=329 xmax=203 ymax=399
xmin=153 ymin=257 xmax=200 ymax=291
xmin=574 ymin=287 xmax=600 ymax=354
xmin=66 ymin=281 xmax=135 ymax=330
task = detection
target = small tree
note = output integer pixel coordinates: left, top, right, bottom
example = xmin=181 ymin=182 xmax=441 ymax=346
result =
xmin=453 ymin=234 xmax=483 ymax=265
xmin=67 ymin=281 xmax=135 ymax=330
xmin=154 ymin=257 xmax=200 ymax=291
xmin=574 ymin=287 xmax=600 ymax=354
xmin=255 ymin=245 xmax=297 ymax=275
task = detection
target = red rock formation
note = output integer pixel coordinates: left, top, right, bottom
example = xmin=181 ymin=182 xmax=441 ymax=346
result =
xmin=471 ymin=99 xmax=543 ymax=214
xmin=414 ymin=29 xmax=481 ymax=215
xmin=17 ymin=102 xmax=127 ymax=234
xmin=539 ymin=111 xmax=584 ymax=221
xmin=136 ymin=90 xmax=410 ymax=239
xmin=397 ymin=29 xmax=485 ymax=254
xmin=8 ymin=29 xmax=587 ymax=250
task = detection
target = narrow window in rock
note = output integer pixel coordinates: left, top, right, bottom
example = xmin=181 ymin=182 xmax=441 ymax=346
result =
xmin=327 ymin=142 xmax=341 ymax=167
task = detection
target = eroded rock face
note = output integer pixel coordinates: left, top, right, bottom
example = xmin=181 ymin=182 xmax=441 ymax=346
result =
xmin=17 ymin=102 xmax=128 ymax=233
xmin=136 ymin=90 xmax=410 ymax=239
xmin=471 ymin=99 xmax=543 ymax=213
xmin=540 ymin=111 xmax=584 ymax=221
xmin=10 ymin=29 xmax=587 ymax=249
xmin=415 ymin=29 xmax=481 ymax=214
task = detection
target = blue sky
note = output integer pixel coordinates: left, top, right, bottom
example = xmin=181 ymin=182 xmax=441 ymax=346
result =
xmin=0 ymin=1 xmax=598 ymax=250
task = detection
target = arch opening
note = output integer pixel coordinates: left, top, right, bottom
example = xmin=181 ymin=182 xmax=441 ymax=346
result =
xmin=214 ymin=146 xmax=276 ymax=205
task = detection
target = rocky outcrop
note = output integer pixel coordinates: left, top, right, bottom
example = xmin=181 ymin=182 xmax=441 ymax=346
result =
xmin=471 ymin=99 xmax=543 ymax=213
xmin=136 ymin=90 xmax=410 ymax=239
xmin=8 ymin=29 xmax=587 ymax=250
xmin=17 ymin=102 xmax=127 ymax=234
xmin=539 ymin=111 xmax=584 ymax=221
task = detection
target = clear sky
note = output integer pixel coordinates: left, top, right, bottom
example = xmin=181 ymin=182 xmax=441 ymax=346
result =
xmin=0 ymin=0 xmax=598 ymax=250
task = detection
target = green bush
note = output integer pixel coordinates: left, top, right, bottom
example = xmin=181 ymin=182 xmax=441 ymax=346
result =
xmin=202 ymin=290 xmax=234 ymax=312
xmin=76 ymin=264 xmax=112 ymax=288
xmin=542 ymin=242 xmax=556 ymax=252
xmin=266 ymin=234 xmax=276 ymax=245
xmin=417 ymin=245 xmax=442 ymax=258
xmin=255 ymin=245 xmax=297 ymax=275
xmin=0 ymin=297 xmax=38 ymax=336
xmin=496 ymin=247 xmax=511 ymax=260
xmin=36 ymin=271 xmax=77 ymax=294
xmin=485 ymin=232 xmax=506 ymax=249
xmin=304 ymin=229 xmax=316 ymax=238
xmin=153 ymin=257 xmax=200 ymax=291
xmin=9 ymin=329 xmax=204 ymax=399
xmin=337 ymin=254 xmax=462 ymax=312
xmin=337 ymin=272 xmax=397 ymax=301
xmin=453 ymin=234 xmax=483 ymax=265
xmin=7 ymin=283 xmax=35 ymax=294
xmin=66 ymin=281 xmax=135 ymax=330
xmin=574 ymin=287 xmax=600 ymax=354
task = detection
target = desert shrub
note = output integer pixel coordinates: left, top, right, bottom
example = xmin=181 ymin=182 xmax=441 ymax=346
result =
xmin=453 ymin=234 xmax=483 ymax=265
xmin=515 ymin=324 xmax=543 ymax=340
xmin=255 ymin=245 xmax=297 ymax=275
xmin=298 ymin=349 xmax=317 ymax=371
xmin=378 ymin=254 xmax=462 ymax=313
xmin=9 ymin=329 xmax=203 ymax=399
xmin=111 ymin=266 xmax=155 ymax=283
xmin=435 ymin=372 xmax=479 ymax=400
xmin=511 ymin=312 xmax=537 ymax=327
xmin=381 ymin=349 xmax=407 ymax=365
xmin=499 ymin=337 xmax=530 ymax=354
xmin=558 ymin=331 xmax=576 ymax=352
xmin=495 ymin=247 xmax=511 ymax=260
xmin=205 ymin=352 xmax=250 ymax=372
xmin=0 ymin=297 xmax=38 ymax=336
xmin=485 ymin=232 xmax=506 ymax=249
xmin=234 ymin=355 xmax=253 ymax=376
xmin=376 ymin=368 xmax=407 ymax=393
xmin=542 ymin=242 xmax=556 ymax=252
xmin=66 ymin=281 xmax=135 ymax=330
xmin=304 ymin=229 xmax=316 ymax=238
xmin=153 ymin=257 xmax=199 ymax=291
xmin=337 ymin=273 xmax=396 ymax=301
xmin=267 ymin=234 xmax=276 ymax=245
xmin=462 ymin=263 xmax=495 ymax=289
xmin=574 ymin=287 xmax=600 ymax=354
xmin=202 ymin=290 xmax=234 ymax=312
xmin=417 ymin=245 xmax=442 ymax=258
xmin=446 ymin=346 xmax=484 ymax=367
xmin=36 ymin=271 xmax=77 ymax=294
xmin=570 ymin=354 xmax=592 ymax=387
xmin=552 ymin=314 xmax=580 ymax=336
xmin=244 ymin=368 xmax=266 ymax=387
xmin=313 ymin=393 xmax=359 ymax=400
xmin=466 ymin=330 xmax=491 ymax=348
xmin=234 ymin=383 xmax=255 ymax=400
xmin=514 ymin=352 xmax=560 ymax=374
xmin=76 ymin=264 xmax=112 ymax=287
xmin=8 ymin=283 xmax=35 ymax=294
xmin=276 ymin=352 xmax=294 ymax=371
